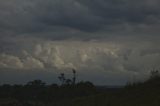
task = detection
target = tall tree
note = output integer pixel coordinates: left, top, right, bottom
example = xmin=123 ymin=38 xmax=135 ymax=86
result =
xmin=72 ymin=69 xmax=76 ymax=85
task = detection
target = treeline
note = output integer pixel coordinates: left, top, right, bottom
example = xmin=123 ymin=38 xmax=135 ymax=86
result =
xmin=0 ymin=80 xmax=96 ymax=101
xmin=0 ymin=69 xmax=97 ymax=103
xmin=0 ymin=69 xmax=160 ymax=106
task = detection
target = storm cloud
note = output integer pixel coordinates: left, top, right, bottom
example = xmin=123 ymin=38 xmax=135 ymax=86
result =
xmin=0 ymin=39 xmax=160 ymax=85
xmin=0 ymin=0 xmax=160 ymax=85
xmin=1 ymin=0 xmax=160 ymax=39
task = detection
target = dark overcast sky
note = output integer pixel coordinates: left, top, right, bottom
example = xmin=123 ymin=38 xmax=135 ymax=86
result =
xmin=0 ymin=0 xmax=160 ymax=85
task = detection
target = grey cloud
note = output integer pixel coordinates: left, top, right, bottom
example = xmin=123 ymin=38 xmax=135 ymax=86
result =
xmin=0 ymin=0 xmax=102 ymax=33
xmin=0 ymin=0 xmax=160 ymax=85
xmin=0 ymin=52 xmax=44 ymax=70
xmin=0 ymin=54 xmax=23 ymax=69
xmin=0 ymin=0 xmax=160 ymax=40
xmin=78 ymin=0 xmax=160 ymax=24
xmin=0 ymin=40 xmax=159 ymax=84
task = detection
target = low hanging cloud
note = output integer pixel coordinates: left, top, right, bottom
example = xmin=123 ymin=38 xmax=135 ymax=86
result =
xmin=0 ymin=54 xmax=23 ymax=69
xmin=0 ymin=53 xmax=44 ymax=70
xmin=0 ymin=40 xmax=160 ymax=85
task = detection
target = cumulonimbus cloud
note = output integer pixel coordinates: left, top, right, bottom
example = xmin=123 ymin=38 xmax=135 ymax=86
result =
xmin=0 ymin=39 xmax=160 ymax=85
xmin=0 ymin=0 xmax=160 ymax=85
xmin=0 ymin=40 xmax=160 ymax=73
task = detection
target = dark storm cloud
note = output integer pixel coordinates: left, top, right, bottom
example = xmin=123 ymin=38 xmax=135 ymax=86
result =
xmin=0 ymin=0 xmax=160 ymax=40
xmin=0 ymin=0 xmax=101 ymax=33
xmin=0 ymin=0 xmax=160 ymax=85
xmin=85 ymin=0 xmax=160 ymax=22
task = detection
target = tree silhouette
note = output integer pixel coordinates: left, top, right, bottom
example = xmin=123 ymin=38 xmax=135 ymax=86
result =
xmin=150 ymin=69 xmax=160 ymax=79
xmin=26 ymin=80 xmax=46 ymax=87
xmin=65 ymin=79 xmax=72 ymax=85
xmin=58 ymin=73 xmax=66 ymax=85
xmin=58 ymin=69 xmax=77 ymax=86
xmin=72 ymin=69 xmax=76 ymax=85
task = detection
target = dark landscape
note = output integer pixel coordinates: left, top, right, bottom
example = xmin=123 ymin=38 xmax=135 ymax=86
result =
xmin=1 ymin=0 xmax=160 ymax=106
xmin=0 ymin=69 xmax=160 ymax=106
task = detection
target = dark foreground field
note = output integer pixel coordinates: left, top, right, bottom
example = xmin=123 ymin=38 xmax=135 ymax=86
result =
xmin=0 ymin=75 xmax=160 ymax=106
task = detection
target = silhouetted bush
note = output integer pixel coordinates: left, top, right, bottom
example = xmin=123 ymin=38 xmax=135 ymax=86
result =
xmin=1 ymin=69 xmax=160 ymax=106
xmin=0 ymin=70 xmax=97 ymax=104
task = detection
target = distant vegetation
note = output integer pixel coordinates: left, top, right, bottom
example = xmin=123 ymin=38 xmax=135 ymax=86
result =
xmin=0 ymin=69 xmax=160 ymax=106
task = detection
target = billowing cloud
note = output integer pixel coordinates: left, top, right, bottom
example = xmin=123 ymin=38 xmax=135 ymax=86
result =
xmin=0 ymin=54 xmax=23 ymax=69
xmin=0 ymin=39 xmax=160 ymax=85
xmin=0 ymin=0 xmax=160 ymax=85
xmin=0 ymin=53 xmax=44 ymax=70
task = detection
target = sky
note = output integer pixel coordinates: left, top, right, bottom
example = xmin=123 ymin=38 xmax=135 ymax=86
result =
xmin=0 ymin=0 xmax=160 ymax=85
